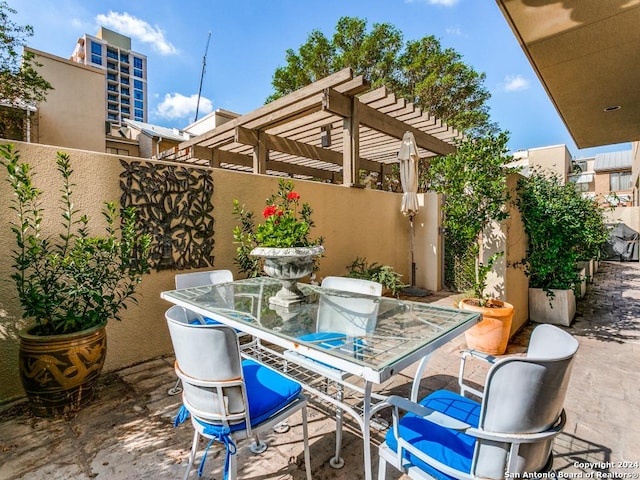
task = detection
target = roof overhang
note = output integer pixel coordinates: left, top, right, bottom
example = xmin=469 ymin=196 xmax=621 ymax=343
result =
xmin=495 ymin=0 xmax=640 ymax=148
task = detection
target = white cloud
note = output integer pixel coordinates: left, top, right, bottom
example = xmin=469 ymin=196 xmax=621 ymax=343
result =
xmin=155 ymin=93 xmax=213 ymax=120
xmin=446 ymin=26 xmax=463 ymax=36
xmin=502 ymin=74 xmax=530 ymax=92
xmin=95 ymin=11 xmax=178 ymax=56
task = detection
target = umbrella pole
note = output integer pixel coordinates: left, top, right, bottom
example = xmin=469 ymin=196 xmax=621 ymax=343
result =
xmin=403 ymin=214 xmax=428 ymax=297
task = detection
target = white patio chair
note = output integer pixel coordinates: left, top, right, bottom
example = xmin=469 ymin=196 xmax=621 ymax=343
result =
xmin=285 ymin=276 xmax=382 ymax=468
xmin=168 ymin=269 xmax=255 ymax=396
xmin=167 ymin=307 xmax=312 ymax=480
xmin=378 ymin=323 xmax=579 ymax=480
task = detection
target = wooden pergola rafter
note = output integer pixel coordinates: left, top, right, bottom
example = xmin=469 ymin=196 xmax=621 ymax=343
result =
xmin=172 ymin=67 xmax=461 ymax=185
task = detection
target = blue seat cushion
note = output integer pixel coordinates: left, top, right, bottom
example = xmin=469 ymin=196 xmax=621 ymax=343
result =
xmin=193 ymin=359 xmax=302 ymax=433
xmin=384 ymin=390 xmax=480 ymax=480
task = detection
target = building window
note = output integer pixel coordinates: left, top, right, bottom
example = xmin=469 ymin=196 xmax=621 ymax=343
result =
xmin=108 ymin=94 xmax=118 ymax=102
xmin=121 ymin=98 xmax=130 ymax=105
xmin=121 ymin=87 xmax=130 ymax=96
xmin=107 ymin=49 xmax=118 ymax=60
xmin=107 ymin=84 xmax=118 ymax=92
xmin=107 ymin=62 xmax=117 ymax=70
xmin=133 ymin=57 xmax=143 ymax=68
xmin=108 ymin=113 xmax=118 ymax=121
xmin=134 ymin=68 xmax=143 ymax=78
xmin=134 ymin=100 xmax=144 ymax=109
xmin=134 ymin=79 xmax=143 ymax=89
xmin=120 ymin=52 xmax=129 ymax=63
xmin=574 ymin=182 xmax=590 ymax=193
xmin=121 ymin=77 xmax=130 ymax=85
xmin=120 ymin=65 xmax=129 ymax=75
xmin=90 ymin=41 xmax=102 ymax=65
xmin=108 ymin=103 xmax=118 ymax=111
xmin=610 ymin=171 xmax=632 ymax=191
xmin=134 ymin=90 xmax=143 ymax=100
xmin=107 ymin=73 xmax=117 ymax=81
xmin=121 ymin=107 xmax=130 ymax=114
xmin=134 ymin=109 xmax=144 ymax=119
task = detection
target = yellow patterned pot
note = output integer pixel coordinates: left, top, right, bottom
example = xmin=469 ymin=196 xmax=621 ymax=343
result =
xmin=18 ymin=322 xmax=107 ymax=417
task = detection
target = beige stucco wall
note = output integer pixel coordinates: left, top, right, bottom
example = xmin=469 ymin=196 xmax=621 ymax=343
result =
xmin=0 ymin=141 xmax=418 ymax=405
xmin=528 ymin=144 xmax=572 ymax=181
xmin=483 ymin=173 xmax=529 ymax=335
xmin=606 ymin=206 xmax=640 ymax=232
xmin=29 ymin=47 xmax=106 ymax=152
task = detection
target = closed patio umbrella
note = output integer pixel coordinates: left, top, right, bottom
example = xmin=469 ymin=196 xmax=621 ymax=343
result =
xmin=398 ymin=132 xmax=427 ymax=296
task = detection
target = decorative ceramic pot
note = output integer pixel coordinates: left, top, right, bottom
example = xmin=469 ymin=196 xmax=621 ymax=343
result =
xmin=18 ymin=322 xmax=107 ymax=417
xmin=459 ymin=299 xmax=514 ymax=355
xmin=251 ymin=245 xmax=324 ymax=307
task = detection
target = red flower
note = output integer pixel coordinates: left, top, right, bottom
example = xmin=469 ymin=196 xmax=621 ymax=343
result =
xmin=262 ymin=205 xmax=277 ymax=218
xmin=276 ymin=209 xmax=284 ymax=216
xmin=287 ymin=192 xmax=300 ymax=201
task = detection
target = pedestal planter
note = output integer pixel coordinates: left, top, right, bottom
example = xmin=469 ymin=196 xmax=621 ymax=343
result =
xmin=19 ymin=323 xmax=107 ymax=417
xmin=459 ymin=299 xmax=514 ymax=355
xmin=251 ymin=245 xmax=324 ymax=307
xmin=529 ymin=288 xmax=576 ymax=327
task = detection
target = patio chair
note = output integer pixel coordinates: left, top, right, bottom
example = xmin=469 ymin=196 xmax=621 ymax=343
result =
xmin=284 ymin=276 xmax=382 ymax=467
xmin=377 ymin=323 xmax=579 ymax=480
xmin=167 ymin=308 xmax=312 ymax=480
xmin=168 ymin=270 xmax=256 ymax=395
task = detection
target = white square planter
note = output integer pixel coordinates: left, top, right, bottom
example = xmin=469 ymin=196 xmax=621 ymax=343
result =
xmin=576 ymin=268 xmax=587 ymax=298
xmin=528 ymin=287 xmax=576 ymax=327
xmin=577 ymin=259 xmax=594 ymax=284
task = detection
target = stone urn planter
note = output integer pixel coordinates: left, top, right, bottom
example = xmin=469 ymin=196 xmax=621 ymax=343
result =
xmin=459 ymin=299 xmax=514 ymax=355
xmin=251 ymin=245 xmax=324 ymax=307
xmin=18 ymin=323 xmax=107 ymax=417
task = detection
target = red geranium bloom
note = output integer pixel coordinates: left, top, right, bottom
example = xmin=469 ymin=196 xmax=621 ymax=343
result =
xmin=276 ymin=209 xmax=284 ymax=216
xmin=263 ymin=205 xmax=277 ymax=218
xmin=287 ymin=192 xmax=300 ymax=201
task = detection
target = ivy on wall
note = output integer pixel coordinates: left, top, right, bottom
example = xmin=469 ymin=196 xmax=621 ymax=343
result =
xmin=120 ymin=160 xmax=214 ymax=271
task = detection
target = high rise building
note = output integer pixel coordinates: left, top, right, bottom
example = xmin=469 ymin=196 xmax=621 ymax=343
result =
xmin=70 ymin=27 xmax=147 ymax=126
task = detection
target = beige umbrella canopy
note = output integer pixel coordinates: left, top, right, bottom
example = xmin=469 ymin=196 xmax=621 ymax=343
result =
xmin=397 ymin=131 xmax=426 ymax=295
xmin=398 ymin=131 xmax=420 ymax=217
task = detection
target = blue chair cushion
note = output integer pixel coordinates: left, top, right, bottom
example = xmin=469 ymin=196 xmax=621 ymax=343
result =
xmin=297 ymin=331 xmax=367 ymax=367
xmin=384 ymin=390 xmax=480 ymax=480
xmin=191 ymin=359 xmax=302 ymax=434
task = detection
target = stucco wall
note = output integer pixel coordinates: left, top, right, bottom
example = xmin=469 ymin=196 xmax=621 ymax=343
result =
xmin=0 ymin=141 xmax=416 ymax=405
xmin=29 ymin=48 xmax=106 ymax=153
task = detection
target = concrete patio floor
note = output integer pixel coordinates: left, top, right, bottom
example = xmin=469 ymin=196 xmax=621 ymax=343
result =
xmin=1 ymin=261 xmax=639 ymax=480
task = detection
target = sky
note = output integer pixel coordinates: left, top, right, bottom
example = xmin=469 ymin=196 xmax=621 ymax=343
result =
xmin=8 ymin=0 xmax=630 ymax=158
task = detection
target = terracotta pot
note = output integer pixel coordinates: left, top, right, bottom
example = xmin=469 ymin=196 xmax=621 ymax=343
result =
xmin=459 ymin=299 xmax=514 ymax=355
xmin=18 ymin=323 xmax=107 ymax=417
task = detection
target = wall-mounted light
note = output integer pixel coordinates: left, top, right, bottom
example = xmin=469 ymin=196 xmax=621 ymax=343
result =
xmin=604 ymin=105 xmax=622 ymax=112
xmin=321 ymin=124 xmax=332 ymax=147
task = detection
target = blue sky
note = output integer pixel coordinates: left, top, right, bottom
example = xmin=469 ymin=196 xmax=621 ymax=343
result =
xmin=9 ymin=0 xmax=629 ymax=158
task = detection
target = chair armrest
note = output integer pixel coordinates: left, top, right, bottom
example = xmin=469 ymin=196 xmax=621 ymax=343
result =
xmin=458 ymin=349 xmax=496 ymax=399
xmin=467 ymin=410 xmax=567 ymax=444
xmin=386 ymin=395 xmax=471 ymax=431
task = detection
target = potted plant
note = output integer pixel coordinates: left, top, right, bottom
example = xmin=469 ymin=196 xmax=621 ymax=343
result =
xmin=426 ymin=133 xmax=517 ymax=354
xmin=233 ymin=179 xmax=324 ymax=307
xmin=345 ymin=257 xmax=407 ymax=297
xmin=515 ymin=169 xmax=608 ymax=326
xmin=1 ymin=144 xmax=151 ymax=416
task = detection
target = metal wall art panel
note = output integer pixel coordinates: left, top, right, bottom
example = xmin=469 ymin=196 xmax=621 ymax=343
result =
xmin=120 ymin=160 xmax=214 ymax=270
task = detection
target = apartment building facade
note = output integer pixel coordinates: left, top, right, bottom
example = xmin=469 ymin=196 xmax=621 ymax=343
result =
xmin=70 ymin=27 xmax=147 ymax=126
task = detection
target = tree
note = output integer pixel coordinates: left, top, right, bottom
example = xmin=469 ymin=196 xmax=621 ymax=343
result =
xmin=425 ymin=132 xmax=517 ymax=293
xmin=0 ymin=2 xmax=52 ymax=139
xmin=268 ymin=16 xmax=495 ymax=136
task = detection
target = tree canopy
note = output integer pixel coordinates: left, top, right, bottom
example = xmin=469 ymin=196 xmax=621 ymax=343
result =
xmin=268 ymin=16 xmax=495 ymax=136
xmin=0 ymin=1 xmax=52 ymax=108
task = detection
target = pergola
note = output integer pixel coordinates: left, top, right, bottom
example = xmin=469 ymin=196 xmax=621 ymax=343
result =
xmin=174 ymin=68 xmax=461 ymax=185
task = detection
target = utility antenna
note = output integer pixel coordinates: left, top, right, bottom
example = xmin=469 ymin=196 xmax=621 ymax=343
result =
xmin=194 ymin=31 xmax=211 ymax=123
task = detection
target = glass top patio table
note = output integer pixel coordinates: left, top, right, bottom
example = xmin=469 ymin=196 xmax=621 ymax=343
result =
xmin=160 ymin=276 xmax=480 ymax=384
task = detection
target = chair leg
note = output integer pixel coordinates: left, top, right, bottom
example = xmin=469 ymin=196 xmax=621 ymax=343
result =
xmin=301 ymin=405 xmax=312 ymax=480
xmin=168 ymin=378 xmax=183 ymax=396
xmin=377 ymin=451 xmax=388 ymax=480
xmin=183 ymin=429 xmax=199 ymax=480
xmin=329 ymin=385 xmax=345 ymax=469
xmin=249 ymin=435 xmax=267 ymax=454
xmin=229 ymin=448 xmax=238 ymax=480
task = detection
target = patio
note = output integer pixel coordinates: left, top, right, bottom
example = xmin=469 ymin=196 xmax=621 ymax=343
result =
xmin=1 ymin=260 xmax=639 ymax=480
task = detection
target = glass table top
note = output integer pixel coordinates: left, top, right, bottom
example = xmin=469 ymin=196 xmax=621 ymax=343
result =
xmin=161 ymin=276 xmax=480 ymax=377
